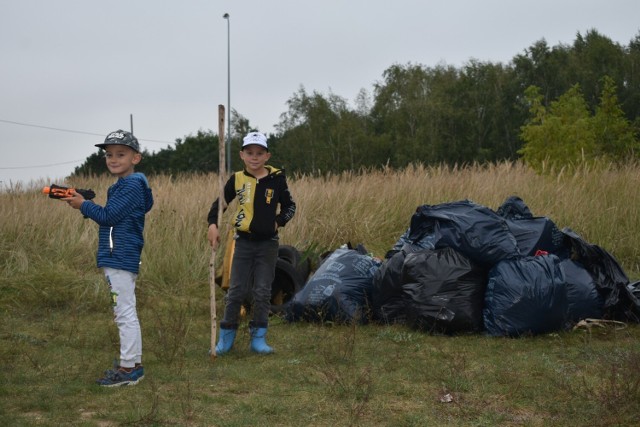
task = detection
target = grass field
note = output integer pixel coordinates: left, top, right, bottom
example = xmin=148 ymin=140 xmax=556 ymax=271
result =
xmin=1 ymin=162 xmax=639 ymax=426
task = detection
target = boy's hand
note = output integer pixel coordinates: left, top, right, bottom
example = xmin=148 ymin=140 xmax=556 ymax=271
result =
xmin=208 ymin=224 xmax=220 ymax=249
xmin=61 ymin=190 xmax=86 ymax=210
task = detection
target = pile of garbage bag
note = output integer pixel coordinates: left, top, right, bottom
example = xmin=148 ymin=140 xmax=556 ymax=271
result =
xmin=284 ymin=196 xmax=640 ymax=337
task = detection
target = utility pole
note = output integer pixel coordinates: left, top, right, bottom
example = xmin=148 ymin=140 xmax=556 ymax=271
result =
xmin=223 ymin=13 xmax=231 ymax=172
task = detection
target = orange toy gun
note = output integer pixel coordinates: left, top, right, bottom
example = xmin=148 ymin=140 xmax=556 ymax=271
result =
xmin=43 ymin=184 xmax=96 ymax=200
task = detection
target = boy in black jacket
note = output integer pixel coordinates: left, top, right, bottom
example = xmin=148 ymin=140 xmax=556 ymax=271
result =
xmin=207 ymin=132 xmax=296 ymax=354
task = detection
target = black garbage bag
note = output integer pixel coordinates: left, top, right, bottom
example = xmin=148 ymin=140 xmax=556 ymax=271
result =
xmin=286 ymin=247 xmax=382 ymax=324
xmin=483 ymin=253 xmax=608 ymax=336
xmin=269 ymin=258 xmax=306 ymax=314
xmin=401 ymin=247 xmax=487 ymax=334
xmin=483 ymin=255 xmax=569 ymax=337
xmin=386 ymin=227 xmax=436 ymax=259
xmin=561 ymin=258 xmax=604 ymax=322
xmin=504 ymin=217 xmax=566 ymax=257
xmin=372 ymin=244 xmax=423 ymax=324
xmin=628 ymin=282 xmax=640 ymax=304
xmin=496 ymin=196 xmax=566 ymax=257
xmin=407 ymin=200 xmax=521 ymax=267
xmin=560 ymin=228 xmax=640 ymax=322
xmin=496 ymin=195 xmax=533 ymax=219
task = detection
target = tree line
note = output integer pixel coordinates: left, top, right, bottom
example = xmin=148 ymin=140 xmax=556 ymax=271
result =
xmin=73 ymin=29 xmax=640 ymax=177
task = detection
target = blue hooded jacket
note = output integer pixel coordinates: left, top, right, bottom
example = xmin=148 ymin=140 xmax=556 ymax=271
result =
xmin=80 ymin=173 xmax=154 ymax=274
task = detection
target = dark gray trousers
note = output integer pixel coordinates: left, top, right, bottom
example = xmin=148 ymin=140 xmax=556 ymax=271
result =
xmin=220 ymin=236 xmax=278 ymax=329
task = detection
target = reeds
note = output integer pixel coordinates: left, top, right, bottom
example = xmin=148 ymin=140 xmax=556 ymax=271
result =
xmin=2 ymin=161 xmax=638 ymax=298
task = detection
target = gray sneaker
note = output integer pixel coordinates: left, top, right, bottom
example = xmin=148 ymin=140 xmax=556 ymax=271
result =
xmin=97 ymin=365 xmax=144 ymax=387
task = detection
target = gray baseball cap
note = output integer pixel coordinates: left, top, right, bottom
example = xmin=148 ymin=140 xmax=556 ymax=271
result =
xmin=95 ymin=129 xmax=140 ymax=152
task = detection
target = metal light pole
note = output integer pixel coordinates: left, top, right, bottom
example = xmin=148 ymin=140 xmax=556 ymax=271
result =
xmin=223 ymin=13 xmax=231 ymax=172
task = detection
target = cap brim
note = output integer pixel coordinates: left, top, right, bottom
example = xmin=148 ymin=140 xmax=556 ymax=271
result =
xmin=242 ymin=143 xmax=268 ymax=150
xmin=95 ymin=142 xmax=140 ymax=152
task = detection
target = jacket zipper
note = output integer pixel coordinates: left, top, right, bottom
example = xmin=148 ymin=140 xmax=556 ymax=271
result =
xmin=109 ymin=226 xmax=114 ymax=255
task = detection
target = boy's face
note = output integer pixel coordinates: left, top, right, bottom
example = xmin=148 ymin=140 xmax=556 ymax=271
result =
xmin=239 ymin=145 xmax=270 ymax=175
xmin=104 ymin=145 xmax=141 ymax=177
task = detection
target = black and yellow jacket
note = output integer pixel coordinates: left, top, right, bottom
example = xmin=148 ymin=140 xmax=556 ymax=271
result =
xmin=207 ymin=166 xmax=296 ymax=240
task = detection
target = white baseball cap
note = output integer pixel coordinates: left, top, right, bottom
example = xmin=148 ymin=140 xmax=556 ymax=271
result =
xmin=242 ymin=132 xmax=268 ymax=150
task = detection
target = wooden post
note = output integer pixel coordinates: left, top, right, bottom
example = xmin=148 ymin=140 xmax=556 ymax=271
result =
xmin=210 ymin=104 xmax=227 ymax=360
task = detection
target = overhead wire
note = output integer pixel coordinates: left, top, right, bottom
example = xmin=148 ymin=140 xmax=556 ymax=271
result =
xmin=0 ymin=118 xmax=175 ymax=144
xmin=0 ymin=160 xmax=85 ymax=170
xmin=0 ymin=118 xmax=176 ymax=170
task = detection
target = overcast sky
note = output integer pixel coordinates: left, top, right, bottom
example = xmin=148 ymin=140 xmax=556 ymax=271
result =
xmin=1 ymin=0 xmax=639 ymax=188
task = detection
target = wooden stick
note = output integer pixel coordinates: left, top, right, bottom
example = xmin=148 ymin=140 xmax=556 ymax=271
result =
xmin=210 ymin=104 xmax=227 ymax=360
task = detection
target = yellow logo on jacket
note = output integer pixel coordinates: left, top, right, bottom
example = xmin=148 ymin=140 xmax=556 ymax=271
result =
xmin=234 ymin=173 xmax=254 ymax=232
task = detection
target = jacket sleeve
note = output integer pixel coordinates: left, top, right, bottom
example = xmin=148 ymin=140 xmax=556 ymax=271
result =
xmin=207 ymin=174 xmax=236 ymax=226
xmin=275 ymin=178 xmax=296 ymax=227
xmin=80 ymin=179 xmax=144 ymax=226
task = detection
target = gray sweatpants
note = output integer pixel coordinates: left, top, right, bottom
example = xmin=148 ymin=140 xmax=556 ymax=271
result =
xmin=104 ymin=267 xmax=142 ymax=368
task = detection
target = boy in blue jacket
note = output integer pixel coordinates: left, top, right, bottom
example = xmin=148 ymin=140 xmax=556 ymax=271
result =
xmin=65 ymin=129 xmax=154 ymax=386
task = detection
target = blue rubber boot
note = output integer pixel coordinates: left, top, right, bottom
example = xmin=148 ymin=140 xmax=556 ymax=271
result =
xmin=215 ymin=328 xmax=237 ymax=355
xmin=250 ymin=327 xmax=274 ymax=354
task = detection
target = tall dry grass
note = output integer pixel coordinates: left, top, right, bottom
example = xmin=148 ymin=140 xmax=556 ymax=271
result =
xmin=2 ymin=161 xmax=639 ymax=296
